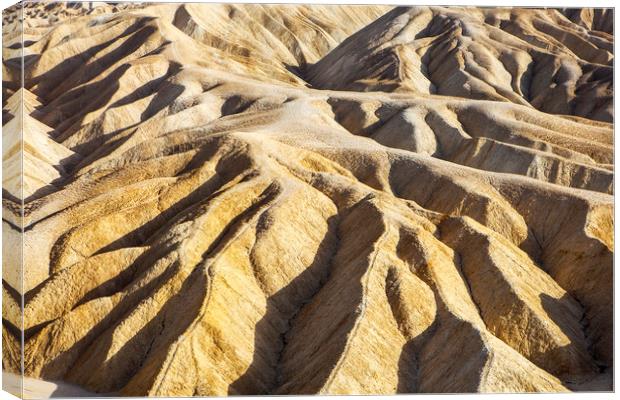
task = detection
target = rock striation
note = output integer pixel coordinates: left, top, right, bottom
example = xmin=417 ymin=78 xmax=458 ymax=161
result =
xmin=2 ymin=2 xmax=613 ymax=396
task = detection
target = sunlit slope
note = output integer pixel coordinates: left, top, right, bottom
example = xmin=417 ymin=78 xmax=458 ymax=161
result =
xmin=2 ymin=3 xmax=613 ymax=395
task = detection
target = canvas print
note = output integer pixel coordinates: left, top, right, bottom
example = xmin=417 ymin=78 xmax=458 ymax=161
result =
xmin=1 ymin=1 xmax=614 ymax=397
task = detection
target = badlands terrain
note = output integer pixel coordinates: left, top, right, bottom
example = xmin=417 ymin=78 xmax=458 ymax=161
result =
xmin=1 ymin=2 xmax=614 ymax=396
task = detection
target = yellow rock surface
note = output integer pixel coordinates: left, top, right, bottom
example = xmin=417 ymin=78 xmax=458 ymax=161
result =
xmin=1 ymin=3 xmax=613 ymax=396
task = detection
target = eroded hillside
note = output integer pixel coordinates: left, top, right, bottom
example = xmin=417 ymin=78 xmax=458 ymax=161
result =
xmin=2 ymin=2 xmax=614 ymax=395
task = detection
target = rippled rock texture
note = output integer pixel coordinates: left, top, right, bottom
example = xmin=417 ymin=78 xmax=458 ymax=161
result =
xmin=2 ymin=2 xmax=613 ymax=396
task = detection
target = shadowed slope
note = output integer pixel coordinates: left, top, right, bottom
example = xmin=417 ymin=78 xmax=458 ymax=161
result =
xmin=307 ymin=7 xmax=613 ymax=122
xmin=2 ymin=3 xmax=613 ymax=396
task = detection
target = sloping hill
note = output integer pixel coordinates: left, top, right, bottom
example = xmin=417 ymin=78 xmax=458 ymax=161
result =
xmin=2 ymin=3 xmax=613 ymax=396
xmin=307 ymin=7 xmax=613 ymax=122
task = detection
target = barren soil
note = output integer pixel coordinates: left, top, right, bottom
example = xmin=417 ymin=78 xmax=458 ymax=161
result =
xmin=2 ymin=2 xmax=613 ymax=396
